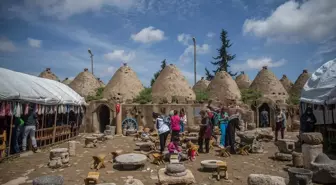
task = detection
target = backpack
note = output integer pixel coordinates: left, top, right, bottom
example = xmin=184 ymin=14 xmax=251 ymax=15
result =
xmin=163 ymin=116 xmax=171 ymax=128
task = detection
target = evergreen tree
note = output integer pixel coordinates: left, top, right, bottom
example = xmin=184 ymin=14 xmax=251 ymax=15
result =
xmin=205 ymin=29 xmax=237 ymax=80
xmin=150 ymin=59 xmax=166 ymax=86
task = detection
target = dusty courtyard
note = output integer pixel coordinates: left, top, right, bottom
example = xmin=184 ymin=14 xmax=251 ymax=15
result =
xmin=0 ymin=132 xmax=299 ymax=185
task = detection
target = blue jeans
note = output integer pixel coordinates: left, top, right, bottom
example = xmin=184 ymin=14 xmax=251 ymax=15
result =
xmin=13 ymin=125 xmax=23 ymax=153
xmin=180 ymin=123 xmax=184 ymax=133
xmin=22 ymin=125 xmax=37 ymax=151
xmin=220 ymin=123 xmax=228 ymax=146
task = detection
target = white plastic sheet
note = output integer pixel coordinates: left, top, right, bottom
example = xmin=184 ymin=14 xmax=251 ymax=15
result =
xmin=0 ymin=67 xmax=86 ymax=105
xmin=300 ymin=58 xmax=336 ymax=105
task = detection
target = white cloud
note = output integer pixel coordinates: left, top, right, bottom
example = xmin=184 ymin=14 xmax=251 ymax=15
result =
xmin=104 ymin=50 xmax=135 ymax=62
xmin=177 ymin=33 xmax=191 ymax=45
xmin=206 ymin=32 xmax=215 ymax=38
xmin=27 ymin=38 xmax=42 ymax=48
xmin=179 ymin=44 xmax=210 ymax=64
xmin=308 ymin=36 xmax=336 ymax=66
xmin=131 ymin=26 xmax=165 ymax=44
xmin=231 ymin=57 xmax=286 ymax=71
xmin=8 ymin=0 xmax=139 ymax=20
xmin=0 ymin=37 xmax=16 ymax=52
xmin=243 ymin=0 xmax=336 ymax=43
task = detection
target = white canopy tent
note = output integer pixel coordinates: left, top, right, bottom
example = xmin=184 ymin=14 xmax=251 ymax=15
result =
xmin=300 ymin=58 xmax=336 ymax=125
xmin=0 ymin=67 xmax=86 ymax=106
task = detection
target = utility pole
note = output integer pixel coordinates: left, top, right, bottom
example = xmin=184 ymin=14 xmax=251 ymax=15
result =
xmin=192 ymin=37 xmax=196 ymax=85
xmin=88 ymin=48 xmax=94 ymax=75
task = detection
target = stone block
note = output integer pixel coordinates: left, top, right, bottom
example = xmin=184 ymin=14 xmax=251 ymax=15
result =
xmin=301 ymin=132 xmax=323 ymax=145
xmin=292 ymin=152 xmax=303 ymax=168
xmin=275 ymin=152 xmax=292 ymax=161
xmin=302 ymin=144 xmax=323 ymax=169
xmin=158 ymin=168 xmax=196 ymax=185
xmin=287 ymin=167 xmax=313 ymax=185
xmin=311 ymin=153 xmax=336 ymax=184
xmin=247 ymin=174 xmax=286 ymax=185
xmin=68 ymin=141 xmax=76 ymax=157
xmin=275 ymin=139 xmax=295 ymax=154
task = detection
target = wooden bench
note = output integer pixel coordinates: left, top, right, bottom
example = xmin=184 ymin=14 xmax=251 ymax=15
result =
xmin=84 ymin=172 xmax=99 ymax=185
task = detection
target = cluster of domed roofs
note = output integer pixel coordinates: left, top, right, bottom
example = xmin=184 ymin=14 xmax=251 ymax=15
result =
xmin=38 ymin=64 xmax=310 ymax=104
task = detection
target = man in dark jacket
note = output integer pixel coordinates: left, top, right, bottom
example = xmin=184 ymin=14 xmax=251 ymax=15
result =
xmin=22 ymin=104 xmax=39 ymax=152
xmin=226 ymin=109 xmax=241 ymax=154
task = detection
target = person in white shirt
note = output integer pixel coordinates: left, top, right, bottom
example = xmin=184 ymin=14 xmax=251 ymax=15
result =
xmin=275 ymin=108 xmax=286 ymax=141
xmin=153 ymin=112 xmax=170 ymax=153
xmin=179 ymin=108 xmax=187 ymax=133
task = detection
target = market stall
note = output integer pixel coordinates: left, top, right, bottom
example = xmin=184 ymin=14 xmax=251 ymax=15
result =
xmin=300 ymin=58 xmax=336 ymax=150
xmin=0 ymin=67 xmax=86 ymax=160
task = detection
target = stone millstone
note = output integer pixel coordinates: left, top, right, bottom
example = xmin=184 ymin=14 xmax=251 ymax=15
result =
xmin=124 ymin=178 xmax=144 ymax=185
xmin=300 ymin=132 xmax=323 ymax=145
xmin=200 ymin=160 xmax=224 ymax=169
xmin=165 ymin=171 xmax=188 ymax=177
xmin=32 ymin=175 xmax=64 ymax=185
xmin=166 ymin=163 xmax=186 ymax=173
xmin=311 ymin=153 xmax=336 ymax=184
xmin=275 ymin=152 xmax=292 ymax=161
xmin=247 ymin=174 xmax=286 ymax=185
xmin=287 ymin=167 xmax=313 ymax=185
xmin=115 ymin=153 xmax=147 ymax=165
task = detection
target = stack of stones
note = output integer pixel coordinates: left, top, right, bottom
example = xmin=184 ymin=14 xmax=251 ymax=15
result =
xmin=274 ymin=139 xmax=295 ymax=161
xmin=48 ymin=148 xmax=70 ymax=169
xmin=301 ymin=132 xmax=323 ymax=169
xmin=104 ymin=125 xmax=116 ymax=136
xmin=85 ymin=136 xmax=98 ymax=148
xmin=165 ymin=163 xmax=187 ymax=177
xmin=311 ymin=153 xmax=336 ymax=184
xmin=68 ymin=141 xmax=76 ymax=157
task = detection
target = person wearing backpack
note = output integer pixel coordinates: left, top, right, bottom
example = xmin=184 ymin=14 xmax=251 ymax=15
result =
xmin=153 ymin=112 xmax=170 ymax=153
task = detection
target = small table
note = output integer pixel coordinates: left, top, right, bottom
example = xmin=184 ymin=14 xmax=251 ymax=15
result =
xmin=214 ymin=161 xmax=228 ymax=181
xmin=85 ymin=172 xmax=100 ymax=185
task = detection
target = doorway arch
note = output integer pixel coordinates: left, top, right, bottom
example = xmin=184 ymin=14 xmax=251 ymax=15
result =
xmin=98 ymin=105 xmax=110 ymax=133
xmin=258 ymin=103 xmax=270 ymax=127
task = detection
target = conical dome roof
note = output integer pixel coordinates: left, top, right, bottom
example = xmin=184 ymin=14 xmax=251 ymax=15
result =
xmin=193 ymin=77 xmax=210 ymax=92
xmin=69 ymin=68 xmax=101 ymax=97
xmin=235 ymin=72 xmax=251 ymax=89
xmin=280 ymin=74 xmax=293 ymax=93
xmin=207 ymin=70 xmax=241 ymax=102
xmin=97 ymin=78 xmax=105 ymax=87
xmin=290 ymin=69 xmax=311 ymax=96
xmin=103 ymin=64 xmax=144 ymax=102
xmin=152 ymin=64 xmax=195 ymax=103
xmin=250 ymin=66 xmax=289 ymax=102
xmin=62 ymin=77 xmax=72 ymax=85
xmin=39 ymin=68 xmax=60 ymax=81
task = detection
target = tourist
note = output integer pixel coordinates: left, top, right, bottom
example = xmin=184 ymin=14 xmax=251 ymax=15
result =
xmin=153 ymin=112 xmax=170 ymax=154
xmin=261 ymin=108 xmax=269 ymax=127
xmin=12 ymin=117 xmax=24 ymax=153
xmin=206 ymin=108 xmax=219 ymax=145
xmin=198 ymin=110 xmax=212 ymax=153
xmin=275 ymin=108 xmax=286 ymax=141
xmin=170 ymin=110 xmax=180 ymax=141
xmin=179 ymin=108 xmax=187 ymax=133
xmin=300 ymin=106 xmax=316 ymax=133
xmin=22 ymin=104 xmax=38 ymax=152
xmin=226 ymin=108 xmax=241 ymax=154
xmin=218 ymin=107 xmax=229 ymax=148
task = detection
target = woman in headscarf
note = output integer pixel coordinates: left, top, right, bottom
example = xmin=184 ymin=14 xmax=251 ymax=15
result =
xmin=300 ymin=106 xmax=316 ymax=133
xmin=198 ymin=110 xmax=212 ymax=153
xmin=226 ymin=107 xmax=241 ymax=153
xmin=217 ymin=107 xmax=229 ymax=148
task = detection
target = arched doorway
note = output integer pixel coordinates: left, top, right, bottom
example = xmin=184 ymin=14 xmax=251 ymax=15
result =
xmin=98 ymin=105 xmax=110 ymax=133
xmin=258 ymin=103 xmax=270 ymax=127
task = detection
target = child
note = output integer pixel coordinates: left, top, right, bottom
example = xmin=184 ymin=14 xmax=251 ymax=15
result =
xmin=179 ymin=109 xmax=187 ymax=133
xmin=168 ymin=136 xmax=182 ymax=161
xmin=218 ymin=107 xmax=229 ymax=148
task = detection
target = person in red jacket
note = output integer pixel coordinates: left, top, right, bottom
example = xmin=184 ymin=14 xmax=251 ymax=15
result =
xmin=170 ymin=110 xmax=181 ymax=141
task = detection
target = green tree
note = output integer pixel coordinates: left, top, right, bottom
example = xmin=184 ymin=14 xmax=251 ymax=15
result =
xmin=205 ymin=29 xmax=237 ymax=80
xmin=150 ymin=59 xmax=166 ymax=87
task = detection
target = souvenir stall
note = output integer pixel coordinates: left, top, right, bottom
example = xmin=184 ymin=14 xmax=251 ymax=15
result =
xmin=0 ymin=68 xmax=86 ymax=160
xmin=300 ymin=58 xmax=336 ymax=149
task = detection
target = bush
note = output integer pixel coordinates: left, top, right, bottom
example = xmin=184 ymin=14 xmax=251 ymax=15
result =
xmin=86 ymin=87 xmax=104 ymax=101
xmin=195 ymin=91 xmax=209 ymax=102
xmin=241 ymin=89 xmax=262 ymax=104
xmin=287 ymin=94 xmax=300 ymax=105
xmin=134 ymin=88 xmax=152 ymax=104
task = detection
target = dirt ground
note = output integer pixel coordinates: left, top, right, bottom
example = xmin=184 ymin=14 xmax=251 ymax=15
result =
xmin=0 ymin=132 xmax=299 ymax=185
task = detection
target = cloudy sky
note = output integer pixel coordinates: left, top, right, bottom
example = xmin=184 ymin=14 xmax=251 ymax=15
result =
xmin=0 ymin=0 xmax=335 ymax=87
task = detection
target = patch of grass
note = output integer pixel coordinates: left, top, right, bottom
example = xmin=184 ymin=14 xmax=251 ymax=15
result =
xmin=133 ymin=87 xmax=152 ymax=104
xmin=195 ymin=91 xmax=209 ymax=102
xmin=287 ymin=94 xmax=300 ymax=105
xmin=86 ymin=87 xmax=104 ymax=101
xmin=241 ymin=89 xmax=263 ymax=105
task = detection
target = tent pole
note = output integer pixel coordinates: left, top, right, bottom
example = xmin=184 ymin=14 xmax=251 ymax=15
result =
xmin=8 ymin=113 xmax=14 ymax=157
xmin=52 ymin=107 xmax=58 ymax=144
